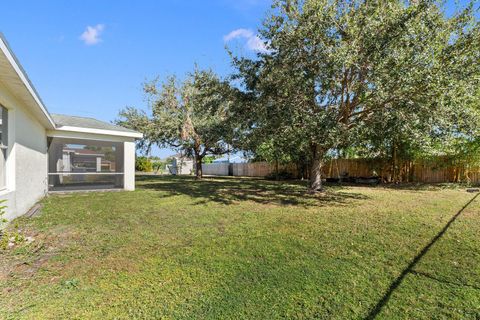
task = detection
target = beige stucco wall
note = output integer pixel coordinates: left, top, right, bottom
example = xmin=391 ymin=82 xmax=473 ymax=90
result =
xmin=124 ymin=141 xmax=136 ymax=191
xmin=0 ymin=82 xmax=48 ymax=220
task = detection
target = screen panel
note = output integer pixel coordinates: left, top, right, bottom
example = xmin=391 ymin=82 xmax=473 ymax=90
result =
xmin=48 ymin=137 xmax=124 ymax=191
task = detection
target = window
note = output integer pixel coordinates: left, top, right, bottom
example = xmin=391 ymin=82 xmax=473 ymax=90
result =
xmin=0 ymin=106 xmax=8 ymax=189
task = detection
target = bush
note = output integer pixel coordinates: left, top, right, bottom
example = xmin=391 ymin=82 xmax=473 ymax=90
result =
xmin=265 ymin=170 xmax=296 ymax=180
xmin=0 ymin=200 xmax=7 ymax=248
xmin=152 ymin=161 xmax=166 ymax=173
xmin=203 ymin=156 xmax=216 ymax=164
xmin=136 ymin=157 xmax=153 ymax=172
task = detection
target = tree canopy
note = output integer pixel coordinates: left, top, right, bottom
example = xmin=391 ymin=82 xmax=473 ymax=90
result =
xmin=117 ymin=68 xmax=233 ymax=178
xmin=231 ymin=0 xmax=480 ymax=190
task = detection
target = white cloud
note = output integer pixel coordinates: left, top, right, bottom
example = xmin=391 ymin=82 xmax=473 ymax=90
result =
xmin=79 ymin=24 xmax=105 ymax=45
xmin=224 ymin=29 xmax=254 ymax=42
xmin=223 ymin=28 xmax=269 ymax=53
xmin=246 ymin=35 xmax=268 ymax=52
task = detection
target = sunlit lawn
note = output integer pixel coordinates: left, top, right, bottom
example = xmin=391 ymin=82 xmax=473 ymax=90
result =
xmin=1 ymin=176 xmax=479 ymax=319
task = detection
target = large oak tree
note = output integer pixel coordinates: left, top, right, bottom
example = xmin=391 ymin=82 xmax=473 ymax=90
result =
xmin=232 ymin=0 xmax=480 ymax=191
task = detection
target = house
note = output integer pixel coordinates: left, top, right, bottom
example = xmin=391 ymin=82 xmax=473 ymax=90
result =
xmin=168 ymin=153 xmax=193 ymax=175
xmin=0 ymin=33 xmax=142 ymax=220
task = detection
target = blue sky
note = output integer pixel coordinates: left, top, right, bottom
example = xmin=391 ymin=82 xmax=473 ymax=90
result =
xmin=2 ymin=0 xmax=271 ymax=157
xmin=1 ymin=1 xmax=473 ymax=157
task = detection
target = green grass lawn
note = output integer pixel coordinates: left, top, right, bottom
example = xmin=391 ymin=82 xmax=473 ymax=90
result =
xmin=1 ymin=176 xmax=479 ymax=319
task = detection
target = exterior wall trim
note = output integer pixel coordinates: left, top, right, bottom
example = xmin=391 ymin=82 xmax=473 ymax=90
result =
xmin=53 ymin=126 xmax=143 ymax=139
xmin=47 ymin=129 xmax=137 ymax=143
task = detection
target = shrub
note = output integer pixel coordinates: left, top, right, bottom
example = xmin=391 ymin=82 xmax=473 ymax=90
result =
xmin=136 ymin=157 xmax=153 ymax=172
xmin=152 ymin=161 xmax=164 ymax=173
xmin=203 ymin=156 xmax=216 ymax=164
xmin=0 ymin=200 xmax=7 ymax=248
xmin=265 ymin=170 xmax=296 ymax=180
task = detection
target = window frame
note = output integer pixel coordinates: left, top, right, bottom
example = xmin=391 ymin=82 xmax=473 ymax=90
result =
xmin=0 ymin=105 xmax=8 ymax=190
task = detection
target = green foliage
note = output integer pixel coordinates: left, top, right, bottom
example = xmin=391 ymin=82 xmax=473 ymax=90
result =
xmin=151 ymin=161 xmax=164 ymax=173
xmin=0 ymin=200 xmax=24 ymax=250
xmin=265 ymin=169 xmax=296 ymax=180
xmin=255 ymin=139 xmax=292 ymax=164
xmin=232 ymin=0 xmax=480 ymax=189
xmin=135 ymin=156 xmax=153 ymax=172
xmin=0 ymin=199 xmax=6 ymax=227
xmin=117 ymin=68 xmax=234 ymax=177
xmin=202 ymin=155 xmax=216 ymax=164
xmin=0 ymin=201 xmax=7 ymax=249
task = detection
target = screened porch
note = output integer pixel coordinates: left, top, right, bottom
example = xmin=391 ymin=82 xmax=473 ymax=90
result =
xmin=48 ymin=137 xmax=125 ymax=192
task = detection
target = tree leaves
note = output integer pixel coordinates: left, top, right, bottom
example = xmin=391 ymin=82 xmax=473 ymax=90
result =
xmin=232 ymin=0 xmax=479 ymax=188
xmin=117 ymin=68 xmax=234 ymax=176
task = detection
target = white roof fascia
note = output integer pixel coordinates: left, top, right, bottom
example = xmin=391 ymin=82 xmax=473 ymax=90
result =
xmin=53 ymin=125 xmax=143 ymax=139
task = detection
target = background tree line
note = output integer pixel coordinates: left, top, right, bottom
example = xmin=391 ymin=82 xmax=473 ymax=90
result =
xmin=117 ymin=0 xmax=480 ymax=192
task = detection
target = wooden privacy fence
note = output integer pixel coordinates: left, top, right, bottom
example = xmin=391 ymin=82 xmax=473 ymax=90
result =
xmin=323 ymin=158 xmax=480 ymax=183
xmin=232 ymin=162 xmax=285 ymax=177
xmin=202 ymin=159 xmax=480 ymax=184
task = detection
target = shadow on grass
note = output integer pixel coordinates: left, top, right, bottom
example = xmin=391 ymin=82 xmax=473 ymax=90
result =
xmin=365 ymin=192 xmax=480 ymax=319
xmin=136 ymin=175 xmax=369 ymax=207
xmin=410 ymin=270 xmax=480 ymax=291
xmin=324 ymin=181 xmax=470 ymax=191
xmin=378 ymin=183 xmax=472 ymax=191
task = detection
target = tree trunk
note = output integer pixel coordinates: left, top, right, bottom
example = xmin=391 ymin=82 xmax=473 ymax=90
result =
xmin=195 ymin=155 xmax=203 ymax=179
xmin=309 ymin=144 xmax=324 ymax=192
xmin=392 ymin=143 xmax=397 ymax=183
xmin=275 ymin=159 xmax=279 ymax=181
xmin=296 ymin=162 xmax=303 ymax=180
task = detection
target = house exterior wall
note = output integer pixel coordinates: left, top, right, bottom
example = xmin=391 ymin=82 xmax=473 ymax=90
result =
xmin=0 ymin=82 xmax=48 ymax=220
xmin=171 ymin=157 xmax=194 ymax=175
xmin=124 ymin=141 xmax=135 ymax=191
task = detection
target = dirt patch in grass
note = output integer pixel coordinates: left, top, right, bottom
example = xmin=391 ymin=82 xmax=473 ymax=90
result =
xmin=0 ymin=225 xmax=78 ymax=285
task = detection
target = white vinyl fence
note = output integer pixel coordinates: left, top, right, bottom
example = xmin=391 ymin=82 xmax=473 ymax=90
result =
xmin=202 ymin=162 xmax=283 ymax=177
xmin=202 ymin=163 xmax=229 ymax=176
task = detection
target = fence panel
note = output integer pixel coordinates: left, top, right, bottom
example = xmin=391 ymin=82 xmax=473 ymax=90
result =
xmin=200 ymin=159 xmax=480 ymax=184
xmin=232 ymin=162 xmax=274 ymax=177
xmin=203 ymin=163 xmax=229 ymax=176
